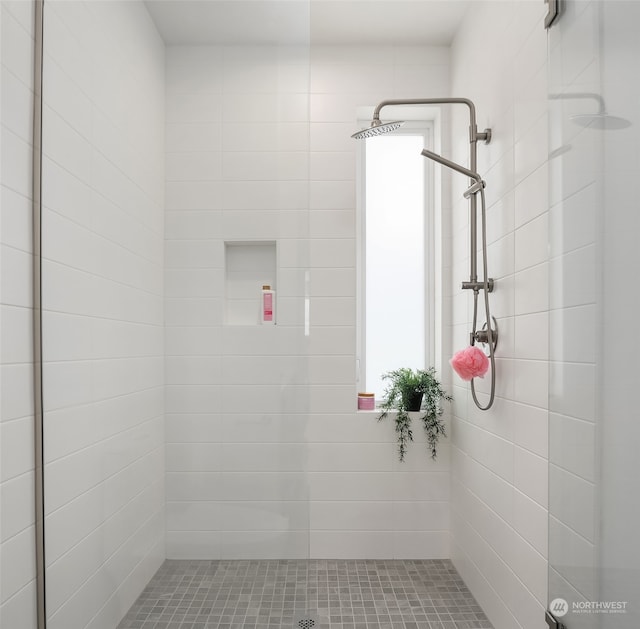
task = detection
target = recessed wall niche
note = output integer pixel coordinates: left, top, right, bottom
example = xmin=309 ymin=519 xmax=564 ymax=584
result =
xmin=224 ymin=241 xmax=277 ymax=325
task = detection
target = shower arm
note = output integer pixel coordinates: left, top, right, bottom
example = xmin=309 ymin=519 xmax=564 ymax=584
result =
xmin=371 ymin=98 xmax=491 ymax=144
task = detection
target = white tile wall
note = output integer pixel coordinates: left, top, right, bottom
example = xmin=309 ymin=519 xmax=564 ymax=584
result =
xmin=0 ymin=2 xmax=37 ymax=626
xmin=165 ymin=43 xmax=452 ymax=559
xmin=37 ymin=2 xmax=165 ymax=628
xmin=449 ymin=2 xmax=550 ymax=628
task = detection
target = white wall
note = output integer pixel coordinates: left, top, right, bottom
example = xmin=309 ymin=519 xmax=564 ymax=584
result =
xmin=449 ymin=3 xmax=549 ymax=629
xmin=40 ymin=2 xmax=165 ymax=627
xmin=0 ymin=1 xmax=38 ymax=626
xmin=165 ymin=43 xmax=454 ymax=560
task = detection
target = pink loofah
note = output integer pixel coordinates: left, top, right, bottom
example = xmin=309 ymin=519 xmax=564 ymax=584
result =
xmin=450 ymin=346 xmax=490 ymax=381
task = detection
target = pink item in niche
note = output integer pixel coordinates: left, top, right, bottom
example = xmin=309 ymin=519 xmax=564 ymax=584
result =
xmin=450 ymin=346 xmax=490 ymax=381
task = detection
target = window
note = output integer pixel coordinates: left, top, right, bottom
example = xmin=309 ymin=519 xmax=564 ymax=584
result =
xmin=357 ymin=120 xmax=435 ymax=401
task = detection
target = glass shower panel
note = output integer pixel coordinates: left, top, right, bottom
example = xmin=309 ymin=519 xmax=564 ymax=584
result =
xmin=41 ymin=1 xmax=312 ymax=627
xmin=548 ymin=1 xmax=640 ymax=627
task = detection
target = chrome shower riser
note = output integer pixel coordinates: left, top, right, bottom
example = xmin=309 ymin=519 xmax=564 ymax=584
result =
xmin=353 ymin=97 xmax=498 ymax=411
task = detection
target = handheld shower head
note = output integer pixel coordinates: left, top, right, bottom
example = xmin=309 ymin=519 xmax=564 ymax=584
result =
xmin=351 ymin=119 xmax=405 ymax=139
xmin=420 ymin=149 xmax=485 ymax=198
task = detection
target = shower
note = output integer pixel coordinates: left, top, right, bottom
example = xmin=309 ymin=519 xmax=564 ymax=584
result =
xmin=353 ymin=98 xmax=498 ymax=411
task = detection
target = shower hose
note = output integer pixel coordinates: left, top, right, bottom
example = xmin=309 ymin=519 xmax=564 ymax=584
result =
xmin=469 ymin=185 xmax=496 ymax=411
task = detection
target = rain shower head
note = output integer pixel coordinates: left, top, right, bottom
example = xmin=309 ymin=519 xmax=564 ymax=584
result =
xmin=351 ymin=119 xmax=405 ymax=139
xmin=570 ymin=112 xmax=631 ymax=130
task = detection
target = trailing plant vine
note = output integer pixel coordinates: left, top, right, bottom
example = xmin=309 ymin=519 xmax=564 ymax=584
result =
xmin=377 ymin=367 xmax=452 ymax=461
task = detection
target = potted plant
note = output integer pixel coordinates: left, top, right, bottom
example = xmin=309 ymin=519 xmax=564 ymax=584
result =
xmin=377 ymin=367 xmax=452 ymax=461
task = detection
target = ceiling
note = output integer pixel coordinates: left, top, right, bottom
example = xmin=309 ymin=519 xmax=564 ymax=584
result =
xmin=145 ymin=0 xmax=470 ymax=46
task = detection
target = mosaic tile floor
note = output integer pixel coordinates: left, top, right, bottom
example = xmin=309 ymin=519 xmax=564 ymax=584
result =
xmin=118 ymin=559 xmax=494 ymax=629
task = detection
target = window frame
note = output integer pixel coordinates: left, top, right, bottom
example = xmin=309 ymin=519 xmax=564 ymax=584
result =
xmin=355 ymin=110 xmax=437 ymax=404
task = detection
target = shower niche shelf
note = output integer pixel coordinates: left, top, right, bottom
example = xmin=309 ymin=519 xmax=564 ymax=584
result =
xmin=225 ymin=240 xmax=277 ymax=326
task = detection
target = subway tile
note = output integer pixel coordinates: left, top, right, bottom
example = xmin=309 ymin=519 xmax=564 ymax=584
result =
xmin=220 ymin=414 xmax=308 ymax=444
xmin=1 ymin=66 xmax=33 ymax=145
xmin=166 ymin=472 xmax=225 ymax=502
xmin=165 ymin=210 xmax=222 ymax=240
xmin=166 ymin=501 xmax=222 ymax=531
xmin=165 ymin=356 xmax=222 ymax=385
xmin=549 ymin=464 xmax=595 ymax=543
xmin=514 ymin=163 xmax=548 ymax=229
xmin=165 ymin=181 xmax=223 ymax=211
xmin=1 ymin=7 xmax=34 ymax=87
xmin=0 ymin=417 xmax=33 ymax=482
xmin=514 ymin=263 xmax=549 ymax=315
xmin=165 ymin=151 xmax=222 ymax=182
xmin=222 ymin=181 xmax=308 ymax=211
xmin=310 ymin=122 xmax=356 ymax=152
xmin=549 ymin=413 xmax=595 ymax=482
xmin=310 ymin=238 xmax=355 ymax=268
xmin=309 ymin=268 xmax=355 ymax=297
xmin=1 ymin=186 xmax=32 ymax=253
xmin=221 ymin=209 xmax=309 ymax=240
xmin=165 ymin=385 xmax=222 ymax=414
xmin=512 ymin=402 xmax=548 ymax=458
xmin=166 ymin=123 xmax=222 ymax=152
xmin=166 ymin=443 xmax=222 ymax=472
xmin=514 ymin=311 xmax=549 ymax=361
xmin=223 ymin=501 xmax=309 ymax=531
xmin=549 ymin=184 xmax=596 ymax=258
xmin=165 ymin=268 xmax=224 ymax=298
xmin=310 ymin=297 xmax=355 ymax=326
xmin=223 ymin=63 xmax=279 ymax=94
xmin=166 ymin=47 xmax=223 ymax=92
xmin=165 ymin=531 xmax=222 ymax=560
xmin=1 ymin=245 xmax=32 ymax=309
xmin=548 ymin=515 xmax=597 ymax=602
xmin=309 ymin=209 xmax=355 ymax=238
xmin=309 ymin=180 xmax=355 ymax=210
xmin=0 ymin=526 xmax=35 ymax=605
xmin=0 ymin=472 xmax=35 ymax=543
xmin=310 ymin=531 xmax=394 ymax=559
xmin=513 ymin=359 xmax=548 ymax=409
xmin=166 ymin=92 xmax=223 ymax=123
xmin=165 ymin=240 xmax=224 ymax=269
xmin=222 ymin=151 xmax=308 ymax=181
xmin=0 ymin=305 xmax=32 ymax=365
xmin=308 ymin=443 xmax=393 ymax=472
xmin=218 ymin=443 xmax=308 ymax=472
xmin=311 ymin=501 xmax=396 ymax=531
xmin=220 ymin=531 xmax=308 ymax=559
xmin=393 ymin=531 xmax=449 ymax=559
xmin=308 ymin=472 xmax=395 ymax=501
xmin=549 ymin=361 xmax=596 ymax=422
xmin=310 ymin=151 xmax=355 ymax=181
xmin=514 ymin=446 xmax=548 ymax=508
xmin=515 ymin=212 xmax=549 ymax=272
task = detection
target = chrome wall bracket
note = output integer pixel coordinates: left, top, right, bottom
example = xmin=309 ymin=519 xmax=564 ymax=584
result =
xmin=470 ymin=125 xmax=492 ymax=144
xmin=462 ymin=279 xmax=494 ymax=293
